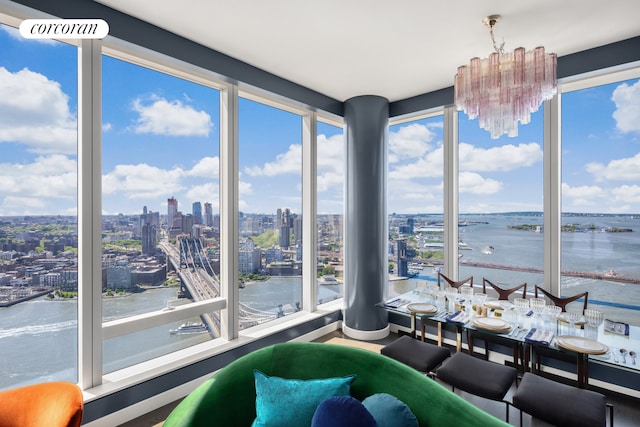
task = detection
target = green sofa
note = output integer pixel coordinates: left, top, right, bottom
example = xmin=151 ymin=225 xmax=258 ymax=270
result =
xmin=163 ymin=341 xmax=510 ymax=427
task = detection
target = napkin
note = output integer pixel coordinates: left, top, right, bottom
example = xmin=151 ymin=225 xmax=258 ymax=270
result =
xmin=384 ymin=298 xmax=405 ymax=309
xmin=604 ymin=319 xmax=629 ymax=336
xmin=524 ymin=328 xmax=554 ymax=346
xmin=446 ymin=311 xmax=470 ymax=324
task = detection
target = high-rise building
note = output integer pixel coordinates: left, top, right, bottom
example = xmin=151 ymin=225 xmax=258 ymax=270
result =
xmin=167 ymin=197 xmax=178 ymax=231
xmin=141 ymin=223 xmax=157 ymax=255
xmin=279 ymin=223 xmax=290 ymax=249
xmin=193 ymin=201 xmax=202 ymax=224
xmin=204 ymin=202 xmax=213 ymax=226
xmin=293 ymin=216 xmax=302 ymax=245
xmin=276 ymin=208 xmax=282 ymax=230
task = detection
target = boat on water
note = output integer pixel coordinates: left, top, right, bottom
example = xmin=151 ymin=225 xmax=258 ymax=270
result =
xmin=318 ymin=274 xmax=342 ymax=285
xmin=170 ymin=322 xmax=208 ymax=334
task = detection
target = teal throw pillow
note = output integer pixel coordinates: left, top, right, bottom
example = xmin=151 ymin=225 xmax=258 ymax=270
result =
xmin=362 ymin=393 xmax=418 ymax=427
xmin=311 ymin=396 xmax=377 ymax=427
xmin=251 ymin=370 xmax=356 ymax=427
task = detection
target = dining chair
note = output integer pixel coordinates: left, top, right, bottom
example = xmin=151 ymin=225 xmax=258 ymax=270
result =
xmin=0 ymin=381 xmax=83 ymax=427
xmin=534 ymin=285 xmax=589 ymax=313
xmin=482 ymin=278 xmax=527 ymax=300
xmin=437 ymin=272 xmax=473 ymax=289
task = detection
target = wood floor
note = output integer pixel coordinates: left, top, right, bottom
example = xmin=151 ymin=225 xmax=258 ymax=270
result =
xmin=118 ymin=330 xmax=640 ymax=427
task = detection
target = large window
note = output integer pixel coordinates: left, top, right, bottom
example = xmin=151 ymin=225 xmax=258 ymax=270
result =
xmin=387 ymin=115 xmax=444 ymax=295
xmin=0 ymin=24 xmax=78 ymax=390
xmin=457 ymin=110 xmax=544 ymax=296
xmin=101 ymin=55 xmax=221 ymax=372
xmin=238 ymin=97 xmax=303 ymax=326
xmin=317 ymin=121 xmax=344 ymax=303
xmin=561 ymin=76 xmax=640 ymax=325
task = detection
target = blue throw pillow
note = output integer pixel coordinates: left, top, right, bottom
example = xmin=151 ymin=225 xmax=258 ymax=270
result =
xmin=311 ymin=396 xmax=376 ymax=427
xmin=251 ymin=370 xmax=356 ymax=427
xmin=362 ymin=393 xmax=418 ymax=427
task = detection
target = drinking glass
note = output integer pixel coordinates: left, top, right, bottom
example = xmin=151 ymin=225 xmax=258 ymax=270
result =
xmin=514 ymin=298 xmax=529 ymax=328
xmin=584 ymin=308 xmax=604 ymax=339
xmin=445 ymin=287 xmax=459 ymax=314
xmin=564 ymin=311 xmax=581 ymax=336
xmin=435 ymin=290 xmax=447 ymax=312
xmin=460 ymin=287 xmax=474 ymax=312
xmin=529 ymin=297 xmax=546 ymax=328
xmin=545 ymin=305 xmax=562 ymax=334
xmin=474 ymin=292 xmax=488 ymax=312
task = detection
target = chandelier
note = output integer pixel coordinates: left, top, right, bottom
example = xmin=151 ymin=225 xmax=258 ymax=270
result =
xmin=454 ymin=15 xmax=557 ymax=139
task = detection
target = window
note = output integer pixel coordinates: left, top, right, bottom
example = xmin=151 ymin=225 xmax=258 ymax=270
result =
xmin=317 ymin=121 xmax=344 ymax=303
xmin=457 ymin=110 xmax=544 ymax=296
xmin=561 ymin=76 xmax=640 ymax=324
xmin=387 ymin=115 xmax=444 ymax=294
xmin=238 ymin=97 xmax=303 ymax=326
xmin=101 ymin=55 xmax=221 ymax=372
xmin=0 ymin=24 xmax=78 ymax=390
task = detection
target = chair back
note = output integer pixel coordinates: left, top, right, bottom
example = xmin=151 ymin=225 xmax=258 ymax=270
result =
xmin=482 ymin=278 xmax=527 ymax=300
xmin=534 ymin=285 xmax=588 ymax=313
xmin=438 ymin=272 xmax=473 ymax=289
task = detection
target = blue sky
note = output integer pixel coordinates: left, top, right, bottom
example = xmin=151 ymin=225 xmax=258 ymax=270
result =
xmin=1 ymin=23 xmax=640 ymax=217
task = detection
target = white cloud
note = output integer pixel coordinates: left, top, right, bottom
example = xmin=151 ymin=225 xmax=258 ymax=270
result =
xmin=186 ymin=183 xmax=219 ymax=209
xmin=612 ymin=185 xmax=640 ymax=204
xmin=459 ymin=142 xmax=542 ymax=172
xmin=459 ymin=171 xmax=502 ymax=194
xmin=187 ymin=156 xmax=219 ymax=178
xmin=102 ymin=163 xmax=185 ymax=199
xmin=0 ymin=25 xmax=57 ymax=45
xmin=318 ymin=133 xmax=344 ymax=192
xmin=0 ymin=67 xmax=76 ymax=154
xmin=586 ymin=152 xmax=640 ymax=182
xmin=611 ymin=80 xmax=640 ymax=133
xmin=561 ymin=183 xmax=604 ymax=207
xmin=0 ymin=155 xmax=77 ymax=214
xmin=389 ymin=146 xmax=443 ymax=180
xmin=244 ymin=143 xmax=302 ymax=176
xmin=103 ymin=122 xmax=113 ymax=132
xmin=389 ymin=123 xmax=437 ymax=163
xmin=131 ymin=96 xmax=212 ymax=137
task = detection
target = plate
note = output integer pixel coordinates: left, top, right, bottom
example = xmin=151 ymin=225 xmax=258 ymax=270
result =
xmin=484 ymin=301 xmax=504 ymax=310
xmin=471 ymin=316 xmax=511 ymax=331
xmin=406 ymin=303 xmax=437 ymax=314
xmin=557 ymin=313 xmax=586 ymax=326
xmin=555 ymin=336 xmax=609 ymax=355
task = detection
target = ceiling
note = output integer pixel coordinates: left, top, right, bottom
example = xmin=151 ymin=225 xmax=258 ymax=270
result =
xmin=96 ymin=0 xmax=640 ymax=103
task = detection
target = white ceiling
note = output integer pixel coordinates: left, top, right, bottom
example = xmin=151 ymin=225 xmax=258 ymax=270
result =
xmin=96 ymin=0 xmax=640 ymax=102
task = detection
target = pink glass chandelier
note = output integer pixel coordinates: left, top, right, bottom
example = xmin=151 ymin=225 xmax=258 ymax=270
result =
xmin=454 ymin=15 xmax=557 ymax=139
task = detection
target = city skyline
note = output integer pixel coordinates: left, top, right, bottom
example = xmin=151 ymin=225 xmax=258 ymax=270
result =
xmin=1 ymin=24 xmax=640 ymax=217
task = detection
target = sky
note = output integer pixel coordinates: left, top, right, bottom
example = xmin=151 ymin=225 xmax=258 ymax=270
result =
xmin=1 ymin=23 xmax=640 ymax=217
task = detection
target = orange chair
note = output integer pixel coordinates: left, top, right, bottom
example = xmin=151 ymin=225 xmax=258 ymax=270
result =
xmin=0 ymin=382 xmax=83 ymax=427
xmin=437 ymin=272 xmax=473 ymax=289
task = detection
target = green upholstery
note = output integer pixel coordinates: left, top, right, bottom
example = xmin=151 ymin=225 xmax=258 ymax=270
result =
xmin=163 ymin=341 xmax=510 ymax=427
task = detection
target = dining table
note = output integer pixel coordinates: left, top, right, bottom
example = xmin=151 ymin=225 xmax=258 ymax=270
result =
xmin=379 ymin=289 xmax=640 ymax=388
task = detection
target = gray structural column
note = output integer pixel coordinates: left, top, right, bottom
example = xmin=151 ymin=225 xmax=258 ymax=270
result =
xmin=343 ymin=95 xmax=390 ymax=340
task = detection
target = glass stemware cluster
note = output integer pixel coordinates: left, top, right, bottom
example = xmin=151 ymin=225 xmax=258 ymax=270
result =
xmin=584 ymin=308 xmax=604 ymax=339
xmin=529 ymin=297 xmax=546 ymax=328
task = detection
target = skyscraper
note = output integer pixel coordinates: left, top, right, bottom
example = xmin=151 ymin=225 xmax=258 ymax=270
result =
xmin=204 ymin=202 xmax=213 ymax=226
xmin=192 ymin=201 xmax=202 ymax=224
xmin=167 ymin=197 xmax=178 ymax=231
